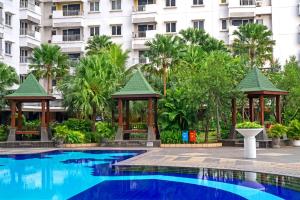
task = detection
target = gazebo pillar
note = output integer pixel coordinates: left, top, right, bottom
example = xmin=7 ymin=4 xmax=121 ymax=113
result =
xmin=249 ymin=97 xmax=254 ymax=122
xmin=7 ymin=101 xmax=16 ymax=141
xmin=115 ymin=98 xmax=123 ymax=140
xmin=125 ymin=100 xmax=130 ymax=130
xmin=259 ymin=95 xmax=265 ymax=126
xmin=17 ymin=103 xmax=23 ymax=130
xmin=40 ymin=100 xmax=48 ymax=141
xmin=46 ymin=100 xmax=50 ymax=127
xmin=147 ymin=98 xmax=155 ymax=140
xmin=276 ymin=95 xmax=281 ymax=123
xmin=230 ymin=98 xmax=237 ymax=139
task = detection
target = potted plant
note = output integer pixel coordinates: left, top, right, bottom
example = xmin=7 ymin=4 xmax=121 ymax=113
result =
xmin=268 ymin=124 xmax=287 ymax=148
xmin=236 ymin=121 xmax=263 ymax=159
xmin=287 ymin=120 xmax=300 ymax=147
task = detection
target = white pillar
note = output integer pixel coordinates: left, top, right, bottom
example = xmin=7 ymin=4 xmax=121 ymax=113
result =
xmin=244 ymin=136 xmax=256 ymax=159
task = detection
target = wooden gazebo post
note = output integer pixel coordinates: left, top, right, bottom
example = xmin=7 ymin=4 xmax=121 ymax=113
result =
xmin=7 ymin=101 xmax=16 ymax=141
xmin=276 ymin=95 xmax=281 ymax=123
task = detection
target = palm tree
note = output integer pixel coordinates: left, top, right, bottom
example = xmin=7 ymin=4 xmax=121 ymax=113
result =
xmin=232 ymin=23 xmax=275 ymax=68
xmin=30 ymin=44 xmax=69 ymax=94
xmin=85 ymin=35 xmax=113 ymax=55
xmin=145 ymin=34 xmax=182 ymax=96
xmin=180 ymin=28 xmax=228 ymax=52
xmin=59 ymin=45 xmax=128 ymax=131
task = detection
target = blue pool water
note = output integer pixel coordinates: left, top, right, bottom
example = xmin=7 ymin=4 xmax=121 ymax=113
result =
xmin=0 ymin=150 xmax=299 ymax=200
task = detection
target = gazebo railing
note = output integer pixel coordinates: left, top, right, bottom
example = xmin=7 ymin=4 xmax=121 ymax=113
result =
xmin=125 ymin=123 xmax=148 ymax=130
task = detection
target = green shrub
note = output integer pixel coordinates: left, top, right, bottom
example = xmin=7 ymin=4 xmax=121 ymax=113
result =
xmin=0 ymin=125 xmax=8 ymax=141
xmin=62 ymin=118 xmax=92 ymax=132
xmin=24 ymin=120 xmax=40 ymax=131
xmin=236 ymin=121 xmax=262 ymax=129
xmin=268 ymin=124 xmax=287 ymax=138
xmin=287 ymin=120 xmax=300 ymax=140
xmin=53 ymin=125 xmax=85 ymax=144
xmin=95 ymin=122 xmax=114 ymax=142
xmin=160 ymin=130 xmax=182 ymax=144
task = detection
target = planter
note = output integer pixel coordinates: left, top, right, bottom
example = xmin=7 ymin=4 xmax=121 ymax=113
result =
xmin=272 ymin=138 xmax=281 ymax=148
xmin=292 ymin=140 xmax=300 ymax=147
xmin=236 ymin=128 xmax=263 ymax=159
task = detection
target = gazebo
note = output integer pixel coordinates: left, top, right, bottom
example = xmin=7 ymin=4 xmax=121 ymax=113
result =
xmin=112 ymin=70 xmax=160 ymax=141
xmin=231 ymin=67 xmax=288 ymax=139
xmin=5 ymin=74 xmax=55 ymax=141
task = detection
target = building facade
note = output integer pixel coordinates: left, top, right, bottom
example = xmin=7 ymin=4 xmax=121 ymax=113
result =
xmin=1 ymin=0 xmax=300 ymax=79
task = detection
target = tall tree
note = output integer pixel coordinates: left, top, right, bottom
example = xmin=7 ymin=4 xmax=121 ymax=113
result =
xmin=232 ymin=23 xmax=275 ymax=68
xmin=0 ymin=62 xmax=19 ymax=110
xmin=30 ymin=44 xmax=69 ymax=94
xmin=145 ymin=34 xmax=182 ymax=96
xmin=85 ymin=35 xmax=113 ymax=55
xmin=59 ymin=45 xmax=128 ymax=131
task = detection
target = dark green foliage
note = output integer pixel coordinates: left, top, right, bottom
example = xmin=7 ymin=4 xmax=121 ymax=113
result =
xmin=62 ymin=118 xmax=92 ymax=133
xmin=24 ymin=120 xmax=40 ymax=131
xmin=160 ymin=130 xmax=182 ymax=144
xmin=95 ymin=122 xmax=114 ymax=142
xmin=0 ymin=125 xmax=8 ymax=141
xmin=53 ymin=125 xmax=85 ymax=144
xmin=287 ymin=120 xmax=300 ymax=140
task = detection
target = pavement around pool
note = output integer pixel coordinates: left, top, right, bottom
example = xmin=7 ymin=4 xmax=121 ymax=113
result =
xmin=0 ymin=147 xmax=300 ymax=178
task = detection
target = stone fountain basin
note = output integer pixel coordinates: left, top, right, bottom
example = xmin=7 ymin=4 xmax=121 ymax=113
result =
xmin=236 ymin=128 xmax=263 ymax=138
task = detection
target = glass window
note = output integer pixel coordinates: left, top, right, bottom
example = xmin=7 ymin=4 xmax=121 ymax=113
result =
xmin=193 ymin=0 xmax=203 ymax=5
xmin=90 ymin=26 xmax=100 ymax=36
xmin=240 ymin=0 xmax=255 ymax=6
xmin=220 ymin=0 xmax=227 ymax=4
xmin=90 ymin=1 xmax=100 ymax=12
xmin=256 ymin=19 xmax=263 ymax=24
xmin=193 ymin=20 xmax=204 ymax=30
xmin=5 ymin=12 xmax=12 ymax=26
xmin=111 ymin=25 xmax=122 ymax=36
xmin=221 ymin=19 xmax=227 ymax=30
xmin=166 ymin=22 xmax=176 ymax=33
xmin=111 ymin=0 xmax=121 ymax=10
xmin=166 ymin=0 xmax=176 ymax=7
xmin=5 ymin=41 xmax=12 ymax=55
xmin=232 ymin=18 xmax=253 ymax=26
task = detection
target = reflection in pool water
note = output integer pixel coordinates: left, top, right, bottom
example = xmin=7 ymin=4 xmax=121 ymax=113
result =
xmin=0 ymin=150 xmax=299 ymax=200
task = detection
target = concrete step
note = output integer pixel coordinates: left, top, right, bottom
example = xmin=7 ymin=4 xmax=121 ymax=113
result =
xmin=101 ymin=140 xmax=161 ymax=148
xmin=0 ymin=141 xmax=55 ymax=148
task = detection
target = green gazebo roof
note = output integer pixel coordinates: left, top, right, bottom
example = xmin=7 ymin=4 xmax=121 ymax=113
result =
xmin=112 ymin=70 xmax=160 ymax=98
xmin=5 ymin=74 xmax=54 ymax=99
xmin=236 ymin=67 xmax=287 ymax=94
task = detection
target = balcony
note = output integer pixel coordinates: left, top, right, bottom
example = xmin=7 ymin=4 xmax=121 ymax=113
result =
xmin=52 ymin=35 xmax=84 ymax=53
xmin=52 ymin=10 xmax=83 ymax=28
xmin=19 ymin=56 xmax=31 ymax=74
xmin=19 ymin=1 xmax=41 ymax=24
xmin=19 ymin=29 xmax=41 ymax=48
xmin=132 ymin=4 xmax=157 ymax=24
xmin=132 ymin=30 xmax=157 ymax=49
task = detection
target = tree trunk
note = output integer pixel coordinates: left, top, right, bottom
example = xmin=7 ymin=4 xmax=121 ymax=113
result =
xmin=46 ymin=65 xmax=51 ymax=95
xmin=216 ymin=102 xmax=221 ymax=141
xmin=91 ymin=107 xmax=97 ymax=132
xmin=163 ymin=64 xmax=167 ymax=96
xmin=204 ymin=117 xmax=209 ymax=143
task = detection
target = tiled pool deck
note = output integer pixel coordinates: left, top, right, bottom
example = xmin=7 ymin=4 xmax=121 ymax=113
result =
xmin=1 ymin=147 xmax=300 ymax=177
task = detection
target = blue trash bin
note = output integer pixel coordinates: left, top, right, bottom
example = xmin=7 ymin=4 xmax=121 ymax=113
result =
xmin=182 ymin=130 xmax=189 ymax=143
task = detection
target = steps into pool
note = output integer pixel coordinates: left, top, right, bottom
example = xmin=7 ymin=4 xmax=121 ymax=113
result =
xmin=0 ymin=141 xmax=55 ymax=148
xmin=100 ymin=140 xmax=161 ymax=148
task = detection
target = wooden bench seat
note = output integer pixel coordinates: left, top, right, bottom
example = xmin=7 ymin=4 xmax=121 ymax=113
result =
xmin=16 ymin=131 xmax=40 ymax=135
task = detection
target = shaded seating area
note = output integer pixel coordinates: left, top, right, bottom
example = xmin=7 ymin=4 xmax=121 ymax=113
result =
xmin=5 ymin=74 xmax=55 ymax=141
xmin=229 ymin=68 xmax=288 ymax=146
xmin=112 ymin=70 xmax=160 ymax=141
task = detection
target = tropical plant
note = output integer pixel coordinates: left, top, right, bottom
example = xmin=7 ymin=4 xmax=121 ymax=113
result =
xmin=268 ymin=124 xmax=287 ymax=138
xmin=0 ymin=125 xmax=8 ymax=141
xmin=85 ymin=35 xmax=113 ymax=55
xmin=24 ymin=120 xmax=40 ymax=131
xmin=180 ymin=28 xmax=228 ymax=52
xmin=30 ymin=44 xmax=69 ymax=94
xmin=287 ymin=120 xmax=300 ymax=140
xmin=236 ymin=121 xmax=262 ymax=129
xmin=53 ymin=125 xmax=85 ymax=144
xmin=62 ymin=118 xmax=92 ymax=133
xmin=59 ymin=44 xmax=128 ymax=131
xmin=145 ymin=34 xmax=183 ymax=96
xmin=160 ymin=130 xmax=182 ymax=144
xmin=232 ymin=23 xmax=275 ymax=68
xmin=95 ymin=121 xmax=114 ymax=141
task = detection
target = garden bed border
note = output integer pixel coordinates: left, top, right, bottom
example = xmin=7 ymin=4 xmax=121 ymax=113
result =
xmin=161 ymin=143 xmax=222 ymax=148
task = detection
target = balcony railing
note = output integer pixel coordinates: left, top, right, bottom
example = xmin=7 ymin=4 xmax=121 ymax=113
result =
xmin=63 ymin=34 xmax=81 ymax=41
xmin=135 ymin=31 xmax=147 ymax=38
xmin=63 ymin=10 xmax=81 ymax=16
xmin=20 ymin=28 xmax=35 ymax=37
xmin=240 ymin=0 xmax=255 ymax=6
xmin=20 ymin=56 xmax=30 ymax=63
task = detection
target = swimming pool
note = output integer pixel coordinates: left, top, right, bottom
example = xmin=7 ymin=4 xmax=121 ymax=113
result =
xmin=0 ymin=150 xmax=299 ymax=200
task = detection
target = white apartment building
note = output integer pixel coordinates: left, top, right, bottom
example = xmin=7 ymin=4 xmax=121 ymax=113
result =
xmin=1 ymin=0 xmax=300 ymax=79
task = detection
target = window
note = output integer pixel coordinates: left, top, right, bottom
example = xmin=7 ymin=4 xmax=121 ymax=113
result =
xmin=5 ymin=41 xmax=12 ymax=55
xmin=166 ymin=0 xmax=176 ymax=7
xmin=20 ymin=49 xmax=28 ymax=63
xmin=5 ymin=12 xmax=12 ymax=26
xmin=193 ymin=0 xmax=203 ymax=6
xmin=20 ymin=0 xmax=28 ymax=8
xmin=240 ymin=0 xmax=254 ymax=6
xmin=51 ymin=4 xmax=56 ymax=12
xmin=90 ymin=26 xmax=100 ymax=36
xmin=62 ymin=4 xmax=81 ymax=16
xmin=51 ymin=30 xmax=56 ymax=35
xmin=139 ymin=51 xmax=147 ymax=64
xmin=111 ymin=0 xmax=121 ymax=10
xmin=19 ymin=74 xmax=27 ymax=83
xmin=111 ymin=25 xmax=122 ymax=36
xmin=220 ymin=0 xmax=227 ymax=4
xmin=256 ymin=19 xmax=263 ymax=24
xmin=90 ymin=1 xmax=100 ymax=12
xmin=221 ymin=19 xmax=227 ymax=30
xmin=232 ymin=18 xmax=253 ymax=26
xmin=166 ymin=22 xmax=176 ymax=33
xmin=193 ymin=20 xmax=204 ymax=30
xmin=63 ymin=29 xmax=81 ymax=41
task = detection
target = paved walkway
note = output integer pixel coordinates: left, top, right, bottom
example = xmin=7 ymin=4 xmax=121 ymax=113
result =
xmin=0 ymin=147 xmax=300 ymax=177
